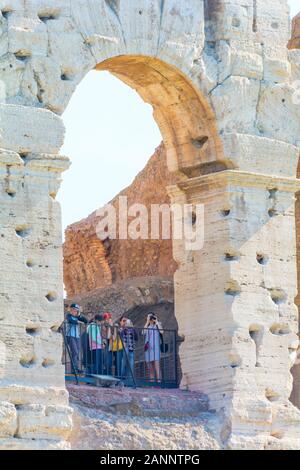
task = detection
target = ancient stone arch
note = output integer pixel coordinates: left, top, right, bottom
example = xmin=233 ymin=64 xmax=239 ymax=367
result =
xmin=0 ymin=0 xmax=300 ymax=450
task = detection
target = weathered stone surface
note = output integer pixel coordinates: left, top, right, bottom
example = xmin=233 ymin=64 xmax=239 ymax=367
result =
xmin=68 ymin=385 xmax=221 ymax=450
xmin=222 ymin=133 xmax=300 ymax=177
xmin=68 ymin=385 xmax=210 ymax=417
xmin=170 ymin=169 xmax=300 ymax=448
xmin=0 ymin=438 xmax=70 ymax=450
xmin=0 ymin=104 xmax=65 ymax=154
xmin=210 ymin=76 xmax=260 ymax=135
xmin=0 ymin=385 xmax=69 ymax=407
xmin=71 ymin=403 xmax=221 ymax=451
xmin=0 ymin=402 xmax=17 ymax=438
xmin=17 ymin=404 xmax=73 ymax=440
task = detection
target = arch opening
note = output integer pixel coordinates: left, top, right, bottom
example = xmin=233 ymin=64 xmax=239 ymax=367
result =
xmin=96 ymin=55 xmax=227 ymax=178
xmin=62 ymin=55 xmax=225 ymax=389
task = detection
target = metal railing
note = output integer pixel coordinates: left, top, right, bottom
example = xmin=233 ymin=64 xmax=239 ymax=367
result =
xmin=61 ymin=321 xmax=179 ymax=388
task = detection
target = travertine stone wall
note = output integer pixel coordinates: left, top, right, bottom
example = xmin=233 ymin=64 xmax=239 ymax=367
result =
xmin=170 ymin=172 xmax=300 ymax=449
xmin=0 ymin=113 xmax=72 ymax=449
xmin=0 ymin=0 xmax=300 ymax=450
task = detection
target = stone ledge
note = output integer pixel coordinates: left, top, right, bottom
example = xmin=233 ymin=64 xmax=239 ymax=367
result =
xmin=0 ymin=437 xmax=70 ymax=450
xmin=0 ymin=104 xmax=65 ymax=154
xmin=0 ymin=385 xmax=69 ymax=406
xmin=222 ymin=133 xmax=300 ymax=178
xmin=175 ymin=170 xmax=300 ymax=198
xmin=68 ymin=384 xmax=210 ymax=418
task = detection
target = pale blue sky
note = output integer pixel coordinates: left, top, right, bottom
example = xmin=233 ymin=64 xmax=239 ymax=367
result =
xmin=58 ymin=0 xmax=300 ymax=232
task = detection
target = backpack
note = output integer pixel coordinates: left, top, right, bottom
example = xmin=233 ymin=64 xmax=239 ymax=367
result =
xmin=158 ymin=326 xmax=168 ymax=354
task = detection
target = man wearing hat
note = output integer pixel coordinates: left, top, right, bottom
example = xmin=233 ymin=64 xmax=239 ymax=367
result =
xmin=66 ymin=304 xmax=88 ymax=373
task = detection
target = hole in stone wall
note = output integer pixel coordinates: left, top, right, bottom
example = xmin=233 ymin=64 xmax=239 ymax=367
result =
xmin=232 ymin=17 xmax=241 ymax=28
xmin=46 ymin=292 xmax=58 ymax=302
xmin=191 ymin=136 xmax=209 ymax=149
xmin=229 ymin=353 xmax=242 ymax=368
xmin=269 ymin=288 xmax=287 ymax=305
xmin=37 ymin=91 xmax=44 ymax=104
xmin=224 ymin=250 xmax=240 ymax=262
xmin=191 ymin=211 xmax=197 ymax=226
xmin=15 ymin=225 xmax=32 ymax=238
xmin=268 ymin=188 xmax=278 ymax=200
xmin=19 ymin=355 xmax=37 ymax=368
xmin=19 ymin=152 xmax=29 ymax=162
xmin=220 ymin=209 xmax=231 ymax=217
xmin=256 ymin=253 xmax=269 ymax=265
xmin=42 ymin=358 xmax=55 ymax=368
xmin=26 ymin=326 xmax=41 ymax=336
xmin=26 ymin=259 xmax=35 ymax=268
xmin=6 ymin=189 xmax=16 ymax=198
xmin=249 ymin=324 xmax=263 ymax=367
xmin=1 ymin=9 xmax=12 ymax=19
xmin=270 ymin=323 xmax=291 ymax=336
xmin=268 ymin=209 xmax=278 ymax=218
xmin=14 ymin=51 xmax=31 ymax=62
xmin=271 ymin=22 xmax=279 ymax=29
xmin=61 ymin=72 xmax=73 ymax=82
xmin=225 ymin=280 xmax=241 ymax=297
xmin=38 ymin=9 xmax=60 ymax=22
xmin=265 ymin=388 xmax=280 ymax=402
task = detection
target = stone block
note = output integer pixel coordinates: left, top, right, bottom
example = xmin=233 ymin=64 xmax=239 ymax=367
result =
xmin=7 ymin=15 xmax=48 ymax=56
xmin=210 ymin=76 xmax=260 ymax=134
xmin=222 ymin=133 xmax=300 ymax=177
xmin=0 ymin=437 xmax=70 ymax=450
xmin=0 ymin=385 xmax=69 ymax=407
xmin=0 ymin=401 xmax=17 ymax=437
xmin=257 ymin=83 xmax=300 ymax=145
xmin=17 ymin=404 xmax=73 ymax=440
xmin=0 ymin=104 xmax=65 ymax=153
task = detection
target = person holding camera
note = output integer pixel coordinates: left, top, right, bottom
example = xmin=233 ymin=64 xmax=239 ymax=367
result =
xmin=65 ymin=303 xmax=88 ymax=373
xmin=143 ymin=313 xmax=163 ymax=383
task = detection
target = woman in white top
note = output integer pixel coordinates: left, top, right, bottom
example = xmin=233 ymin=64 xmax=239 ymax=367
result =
xmin=143 ymin=313 xmax=163 ymax=383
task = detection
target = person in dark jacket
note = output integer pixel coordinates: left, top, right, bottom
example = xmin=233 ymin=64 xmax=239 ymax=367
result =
xmin=120 ymin=317 xmax=138 ymax=385
xmin=65 ymin=303 xmax=88 ymax=373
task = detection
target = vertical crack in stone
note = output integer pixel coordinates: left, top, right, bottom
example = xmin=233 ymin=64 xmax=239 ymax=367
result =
xmin=249 ymin=326 xmax=263 ymax=368
xmin=33 ymin=71 xmax=44 ymax=104
xmin=253 ymin=0 xmax=258 ymax=32
xmin=104 ymin=0 xmax=127 ymax=47
xmin=157 ymin=0 xmax=165 ymax=54
xmin=13 ymin=408 xmax=21 ymax=439
xmin=4 ymin=165 xmax=11 ymax=195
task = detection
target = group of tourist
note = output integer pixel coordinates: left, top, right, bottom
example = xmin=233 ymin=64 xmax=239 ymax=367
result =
xmin=64 ymin=303 xmax=164 ymax=385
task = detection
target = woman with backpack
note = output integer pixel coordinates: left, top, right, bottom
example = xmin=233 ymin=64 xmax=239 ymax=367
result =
xmin=119 ymin=317 xmax=138 ymax=386
xmin=87 ymin=314 xmax=104 ymax=375
xmin=143 ymin=313 xmax=163 ymax=384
